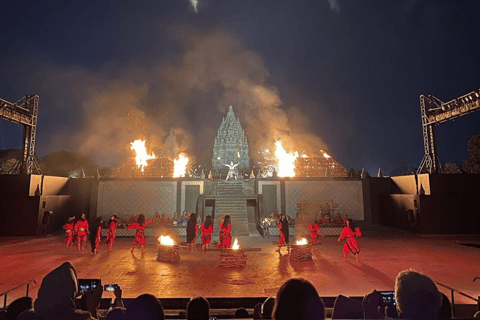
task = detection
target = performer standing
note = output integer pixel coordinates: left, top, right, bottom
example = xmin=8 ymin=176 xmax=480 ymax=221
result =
xmin=91 ymin=217 xmax=103 ymax=255
xmin=308 ymin=217 xmax=322 ymax=244
xmin=63 ymin=216 xmax=75 ymax=248
xmin=338 ymin=219 xmax=362 ymax=261
xmin=275 ymin=214 xmax=289 ymax=254
xmin=217 ymin=216 xmax=225 ymax=248
xmin=220 ymin=215 xmax=232 ymax=249
xmin=75 ymin=213 xmax=89 ymax=251
xmin=201 ymin=215 xmax=213 ymax=252
xmin=186 ymin=213 xmax=198 ymax=252
xmin=106 ymin=215 xmax=117 ymax=252
xmin=127 ymin=213 xmax=159 ymax=255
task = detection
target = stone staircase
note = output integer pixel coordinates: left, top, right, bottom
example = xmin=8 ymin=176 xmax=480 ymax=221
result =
xmin=215 ymin=181 xmax=249 ymax=236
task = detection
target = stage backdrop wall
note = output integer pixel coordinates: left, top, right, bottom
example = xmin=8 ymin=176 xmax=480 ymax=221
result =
xmin=285 ymin=180 xmax=365 ymax=221
xmin=97 ymin=180 xmax=177 ymax=221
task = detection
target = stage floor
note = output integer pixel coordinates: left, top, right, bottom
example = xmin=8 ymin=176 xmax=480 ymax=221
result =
xmin=1 ymin=227 xmax=479 ymax=307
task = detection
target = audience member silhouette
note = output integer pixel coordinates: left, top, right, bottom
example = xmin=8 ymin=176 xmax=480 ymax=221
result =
xmin=126 ymin=294 xmax=164 ymax=320
xmin=186 ymin=297 xmax=210 ymax=320
xmin=6 ymin=297 xmax=33 ymax=320
xmin=234 ymin=307 xmax=249 ymax=318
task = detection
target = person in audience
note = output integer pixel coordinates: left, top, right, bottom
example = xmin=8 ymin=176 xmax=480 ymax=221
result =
xmin=331 ymin=294 xmax=363 ymax=319
xmin=201 ymin=215 xmax=213 ymax=252
xmin=342 ymin=214 xmax=348 ymax=226
xmin=186 ymin=296 xmax=210 ymax=320
xmin=127 ymin=213 xmax=159 ymax=256
xmin=186 ymin=213 xmax=198 ymax=252
xmin=172 ymin=212 xmax=180 ymax=226
xmin=275 ymin=214 xmax=289 ymax=254
xmin=436 ymin=292 xmax=452 ymax=320
xmin=6 ymin=297 xmax=33 ymax=320
xmin=105 ymin=308 xmax=126 ymax=320
xmin=106 ymin=215 xmax=118 ymax=252
xmin=308 ymin=216 xmax=321 ymax=245
xmin=91 ymin=217 xmax=103 ymax=255
xmin=320 ymin=214 xmax=330 ymax=225
xmin=234 ymin=307 xmax=249 ymax=318
xmin=63 ymin=216 xmax=75 ymax=248
xmin=333 ymin=212 xmax=343 ymax=224
xmin=261 ymin=297 xmax=275 ymax=319
xmin=272 ymin=278 xmax=325 ymax=320
xmin=182 ymin=210 xmax=189 ymax=226
xmin=395 ymin=269 xmax=442 ymax=320
xmin=126 ymin=294 xmax=164 ymax=320
xmin=75 ymin=213 xmax=90 ymax=251
xmin=338 ymin=218 xmax=362 ymax=261
xmin=220 ymin=215 xmax=232 ymax=249
xmin=362 ymin=290 xmax=398 ymax=319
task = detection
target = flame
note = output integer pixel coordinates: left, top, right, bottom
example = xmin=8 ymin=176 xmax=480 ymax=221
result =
xmin=232 ymin=238 xmax=240 ymax=250
xmin=173 ymin=153 xmax=189 ymax=178
xmin=296 ymin=238 xmax=308 ymax=245
xmin=321 ymin=150 xmax=331 ymax=159
xmin=275 ymin=141 xmax=299 ymax=177
xmin=131 ymin=139 xmax=156 ymax=172
xmin=158 ymin=235 xmax=175 ymax=246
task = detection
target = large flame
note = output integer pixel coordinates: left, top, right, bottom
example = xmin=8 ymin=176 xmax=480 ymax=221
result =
xmin=232 ymin=238 xmax=240 ymax=250
xmin=275 ymin=141 xmax=299 ymax=177
xmin=296 ymin=238 xmax=308 ymax=245
xmin=321 ymin=150 xmax=331 ymax=159
xmin=173 ymin=153 xmax=189 ymax=178
xmin=158 ymin=235 xmax=175 ymax=246
xmin=131 ymin=139 xmax=156 ymax=172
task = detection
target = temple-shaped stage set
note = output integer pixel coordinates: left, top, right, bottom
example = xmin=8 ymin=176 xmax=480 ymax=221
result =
xmin=1 ymin=106 xmax=479 ymax=236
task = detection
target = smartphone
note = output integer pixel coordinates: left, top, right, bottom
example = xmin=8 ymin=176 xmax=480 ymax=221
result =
xmin=104 ymin=284 xmax=118 ymax=292
xmin=78 ymin=279 xmax=101 ymax=294
xmin=379 ymin=291 xmax=396 ymax=306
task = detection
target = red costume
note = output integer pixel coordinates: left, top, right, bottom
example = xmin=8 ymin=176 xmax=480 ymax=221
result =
xmin=94 ymin=225 xmax=102 ymax=249
xmin=308 ymin=222 xmax=321 ymax=244
xmin=201 ymin=222 xmax=213 ymax=244
xmin=64 ymin=222 xmax=74 ymax=246
xmin=279 ymin=222 xmax=286 ymax=245
xmin=339 ymin=226 xmax=362 ymax=255
xmin=220 ymin=223 xmax=232 ymax=249
xmin=75 ymin=219 xmax=89 ymax=242
xmin=127 ymin=218 xmax=154 ymax=245
xmin=106 ymin=220 xmax=117 ymax=245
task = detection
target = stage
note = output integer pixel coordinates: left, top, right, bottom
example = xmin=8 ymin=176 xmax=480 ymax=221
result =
xmin=1 ymin=227 xmax=479 ymax=308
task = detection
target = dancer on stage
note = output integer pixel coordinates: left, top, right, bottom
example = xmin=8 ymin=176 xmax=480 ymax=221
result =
xmin=201 ymin=215 xmax=213 ymax=252
xmin=308 ymin=216 xmax=322 ymax=244
xmin=63 ymin=216 xmax=75 ymax=248
xmin=75 ymin=213 xmax=89 ymax=251
xmin=91 ymin=217 xmax=102 ymax=255
xmin=220 ymin=215 xmax=232 ymax=249
xmin=217 ymin=216 xmax=225 ymax=248
xmin=338 ymin=218 xmax=362 ymax=261
xmin=106 ymin=215 xmax=117 ymax=252
xmin=127 ymin=213 xmax=159 ymax=255
xmin=275 ymin=214 xmax=289 ymax=254
xmin=186 ymin=213 xmax=198 ymax=252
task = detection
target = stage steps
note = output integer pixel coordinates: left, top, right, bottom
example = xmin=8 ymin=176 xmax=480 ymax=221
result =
xmin=214 ymin=181 xmax=249 ymax=236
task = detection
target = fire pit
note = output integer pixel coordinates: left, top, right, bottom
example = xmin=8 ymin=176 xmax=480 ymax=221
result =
xmin=156 ymin=235 xmax=180 ymax=263
xmin=219 ymin=239 xmax=247 ymax=268
xmin=289 ymin=238 xmax=312 ymax=262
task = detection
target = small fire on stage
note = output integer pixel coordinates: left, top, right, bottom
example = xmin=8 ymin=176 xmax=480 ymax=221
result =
xmin=156 ymin=235 xmax=180 ymax=263
xmin=289 ymin=238 xmax=312 ymax=262
xmin=219 ymin=238 xmax=247 ymax=268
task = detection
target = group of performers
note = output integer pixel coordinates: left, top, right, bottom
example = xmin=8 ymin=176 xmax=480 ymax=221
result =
xmin=185 ymin=213 xmax=232 ymax=252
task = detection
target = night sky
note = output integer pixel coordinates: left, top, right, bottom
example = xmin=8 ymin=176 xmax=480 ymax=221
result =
xmin=1 ymin=0 xmax=479 ymax=175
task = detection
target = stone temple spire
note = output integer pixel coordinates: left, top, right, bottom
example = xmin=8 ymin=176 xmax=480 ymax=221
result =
xmin=212 ymin=106 xmax=250 ymax=170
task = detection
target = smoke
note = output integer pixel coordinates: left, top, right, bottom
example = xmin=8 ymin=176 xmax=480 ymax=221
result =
xmin=328 ymin=0 xmax=340 ymax=13
xmin=189 ymin=0 xmax=199 ymax=14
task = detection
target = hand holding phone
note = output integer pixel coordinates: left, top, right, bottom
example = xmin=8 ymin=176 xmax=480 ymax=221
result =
xmin=78 ymin=279 xmax=101 ymax=294
xmin=103 ymin=284 xmax=119 ymax=292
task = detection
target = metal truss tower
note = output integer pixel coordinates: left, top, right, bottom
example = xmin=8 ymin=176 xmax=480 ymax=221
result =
xmin=0 ymin=94 xmax=42 ymax=174
xmin=417 ymin=90 xmax=480 ymax=174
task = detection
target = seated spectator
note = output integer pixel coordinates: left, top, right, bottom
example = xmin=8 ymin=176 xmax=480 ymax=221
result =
xmin=6 ymin=297 xmax=33 ymax=320
xmin=273 ymin=278 xmax=325 ymax=320
xmin=126 ymin=294 xmax=164 ymax=320
xmin=234 ymin=307 xmax=249 ymax=318
xmin=172 ymin=212 xmax=180 ymax=226
xmin=254 ymin=297 xmax=275 ymax=319
xmin=436 ymin=292 xmax=452 ymax=320
xmin=395 ymin=269 xmax=442 ymax=320
xmin=331 ymin=295 xmax=363 ymax=319
xmin=187 ymin=296 xmax=210 ymax=320
xmin=28 ymin=261 xmax=102 ymax=320
xmin=362 ymin=290 xmax=398 ymax=319
xmin=320 ymin=215 xmax=330 ymax=225
xmin=333 ymin=213 xmax=343 ymax=224
xmin=106 ymin=307 xmax=127 ymax=320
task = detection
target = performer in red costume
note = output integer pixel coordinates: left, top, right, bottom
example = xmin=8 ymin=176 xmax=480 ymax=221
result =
xmin=75 ymin=213 xmax=89 ymax=251
xmin=127 ymin=213 xmax=159 ymax=255
xmin=308 ymin=217 xmax=322 ymax=244
xmin=91 ymin=217 xmax=102 ymax=255
xmin=63 ymin=216 xmax=75 ymax=248
xmin=186 ymin=213 xmax=198 ymax=252
xmin=275 ymin=214 xmax=289 ymax=254
xmin=106 ymin=215 xmax=118 ymax=252
xmin=201 ymin=215 xmax=213 ymax=252
xmin=338 ymin=218 xmax=362 ymax=261
xmin=217 ymin=216 xmax=225 ymax=248
xmin=220 ymin=215 xmax=232 ymax=249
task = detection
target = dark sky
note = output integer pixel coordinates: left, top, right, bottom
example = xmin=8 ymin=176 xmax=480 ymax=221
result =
xmin=1 ymin=0 xmax=479 ymax=174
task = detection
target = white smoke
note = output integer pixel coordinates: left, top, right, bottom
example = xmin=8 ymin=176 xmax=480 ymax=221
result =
xmin=189 ymin=0 xmax=198 ymax=14
xmin=328 ymin=0 xmax=340 ymax=13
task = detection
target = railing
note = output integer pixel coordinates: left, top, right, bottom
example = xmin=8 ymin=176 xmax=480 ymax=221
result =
xmin=434 ymin=280 xmax=479 ymax=318
xmin=0 ymin=279 xmax=36 ymax=309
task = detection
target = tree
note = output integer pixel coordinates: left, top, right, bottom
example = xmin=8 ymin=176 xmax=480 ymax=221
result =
xmin=443 ymin=163 xmax=462 ymax=174
xmin=41 ymin=150 xmax=98 ymax=177
xmin=462 ymin=134 xmax=480 ymax=174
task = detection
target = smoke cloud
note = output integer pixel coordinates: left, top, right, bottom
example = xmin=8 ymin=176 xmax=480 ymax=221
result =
xmin=328 ymin=0 xmax=340 ymax=13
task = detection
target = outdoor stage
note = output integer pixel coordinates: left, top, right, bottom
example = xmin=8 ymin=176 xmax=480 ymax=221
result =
xmin=1 ymin=227 xmax=479 ymax=308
